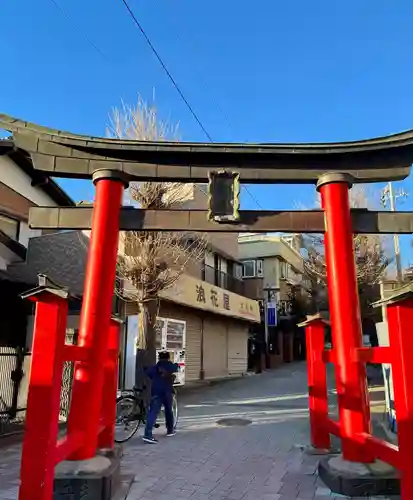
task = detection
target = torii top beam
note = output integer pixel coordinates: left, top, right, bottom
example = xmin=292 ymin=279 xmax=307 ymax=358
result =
xmin=1 ymin=114 xmax=413 ymax=183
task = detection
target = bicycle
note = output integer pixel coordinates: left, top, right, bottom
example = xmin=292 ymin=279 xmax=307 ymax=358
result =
xmin=115 ymin=386 xmax=178 ymax=443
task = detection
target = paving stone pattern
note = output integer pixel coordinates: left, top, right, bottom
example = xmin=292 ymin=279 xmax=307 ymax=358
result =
xmin=0 ymin=363 xmax=398 ymax=500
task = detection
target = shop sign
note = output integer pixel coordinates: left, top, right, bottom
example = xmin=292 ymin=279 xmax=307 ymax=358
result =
xmin=160 ymin=274 xmax=260 ymax=323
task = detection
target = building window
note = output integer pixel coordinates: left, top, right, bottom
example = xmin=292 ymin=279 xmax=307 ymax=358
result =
xmin=0 ymin=213 xmax=19 ymax=240
xmin=242 ymin=260 xmax=256 ymax=277
xmin=242 ymin=259 xmax=264 ymax=278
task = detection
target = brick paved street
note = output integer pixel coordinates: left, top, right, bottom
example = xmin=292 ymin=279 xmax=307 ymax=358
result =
xmin=0 ymin=362 xmax=398 ymax=499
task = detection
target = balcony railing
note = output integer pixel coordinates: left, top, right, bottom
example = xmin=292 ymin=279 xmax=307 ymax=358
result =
xmin=203 ymin=265 xmax=245 ymax=296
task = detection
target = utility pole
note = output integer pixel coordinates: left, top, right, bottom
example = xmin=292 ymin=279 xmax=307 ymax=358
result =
xmin=381 ymin=182 xmax=408 ymax=281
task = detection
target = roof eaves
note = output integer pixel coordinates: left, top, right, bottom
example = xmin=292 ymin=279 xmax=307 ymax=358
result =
xmin=0 ymin=142 xmax=75 ymax=207
xmin=0 ymin=229 xmax=27 ymax=260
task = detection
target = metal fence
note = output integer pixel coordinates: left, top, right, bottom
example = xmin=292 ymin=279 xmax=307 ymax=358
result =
xmin=59 ymin=329 xmax=77 ymax=423
xmin=0 ymin=343 xmax=75 ymax=437
xmin=0 ymin=346 xmax=31 ymax=436
xmin=59 ymin=361 xmax=74 ymax=422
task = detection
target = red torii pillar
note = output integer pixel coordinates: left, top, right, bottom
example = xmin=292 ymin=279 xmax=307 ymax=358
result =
xmin=385 ymin=292 xmax=413 ymax=499
xmin=299 ymin=314 xmax=331 ymax=450
xmin=68 ymin=169 xmax=127 ymax=459
xmin=99 ymin=316 xmax=123 ymax=450
xmin=19 ymin=284 xmax=69 ymax=500
xmin=317 ymin=173 xmax=373 ymax=463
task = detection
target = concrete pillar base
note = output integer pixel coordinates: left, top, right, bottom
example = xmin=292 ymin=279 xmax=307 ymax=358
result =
xmin=318 ymin=454 xmax=400 ymax=497
xmin=53 ymin=447 xmax=132 ymax=500
xmin=300 ymin=444 xmax=333 ymax=456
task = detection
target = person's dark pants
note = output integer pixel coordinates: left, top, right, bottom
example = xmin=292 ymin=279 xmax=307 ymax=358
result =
xmin=144 ymin=392 xmax=174 ymax=438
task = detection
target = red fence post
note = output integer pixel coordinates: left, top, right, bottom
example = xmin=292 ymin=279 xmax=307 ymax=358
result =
xmin=387 ymin=297 xmax=413 ymax=500
xmin=19 ymin=288 xmax=68 ymax=500
xmin=303 ymin=317 xmax=331 ymax=450
xmin=68 ymin=170 xmax=126 ymax=460
xmin=99 ymin=317 xmax=122 ymax=449
xmin=317 ymin=173 xmax=373 ymax=463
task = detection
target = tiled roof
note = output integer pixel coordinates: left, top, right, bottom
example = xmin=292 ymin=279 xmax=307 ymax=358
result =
xmin=6 ymin=231 xmax=89 ymax=295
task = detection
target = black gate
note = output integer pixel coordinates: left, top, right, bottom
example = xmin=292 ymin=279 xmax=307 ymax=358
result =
xmin=0 ymin=346 xmax=31 ymax=436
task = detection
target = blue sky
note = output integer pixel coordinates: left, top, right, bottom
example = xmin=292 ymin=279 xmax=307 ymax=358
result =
xmin=1 ymin=0 xmax=413 ymax=263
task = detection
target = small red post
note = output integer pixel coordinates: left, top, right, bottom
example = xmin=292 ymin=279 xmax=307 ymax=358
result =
xmin=68 ymin=170 xmax=126 ymax=459
xmin=99 ymin=317 xmax=122 ymax=449
xmin=318 ymin=173 xmax=372 ymax=463
xmin=19 ymin=290 xmax=68 ymax=500
xmin=387 ymin=297 xmax=413 ymax=500
xmin=304 ymin=318 xmax=330 ymax=450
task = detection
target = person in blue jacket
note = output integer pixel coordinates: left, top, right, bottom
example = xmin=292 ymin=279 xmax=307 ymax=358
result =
xmin=143 ymin=351 xmax=178 ymax=444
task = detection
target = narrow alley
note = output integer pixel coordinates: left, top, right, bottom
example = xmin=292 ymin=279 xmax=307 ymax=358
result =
xmin=0 ymin=363 xmax=396 ymax=500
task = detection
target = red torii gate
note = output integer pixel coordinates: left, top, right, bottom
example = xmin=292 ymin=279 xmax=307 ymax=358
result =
xmin=2 ymin=114 xmax=413 ymax=499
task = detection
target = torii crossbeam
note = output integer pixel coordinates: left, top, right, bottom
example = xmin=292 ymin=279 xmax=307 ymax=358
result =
xmin=2 ymin=113 xmax=413 ymax=183
xmin=3 ymin=114 xmax=413 ymax=500
xmin=28 ymin=207 xmax=413 ymax=233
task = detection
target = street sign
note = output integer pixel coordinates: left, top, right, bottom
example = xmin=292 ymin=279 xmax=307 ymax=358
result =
xmin=267 ymin=301 xmax=277 ymax=327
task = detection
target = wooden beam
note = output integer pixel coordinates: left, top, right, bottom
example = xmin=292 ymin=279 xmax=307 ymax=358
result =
xmin=29 ymin=207 xmax=413 ymax=234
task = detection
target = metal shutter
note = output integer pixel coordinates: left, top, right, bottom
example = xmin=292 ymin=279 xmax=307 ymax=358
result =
xmin=203 ymin=317 xmax=227 ymax=379
xmin=227 ymin=323 xmax=248 ymax=376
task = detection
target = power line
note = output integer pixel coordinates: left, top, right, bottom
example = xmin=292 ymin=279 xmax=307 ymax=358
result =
xmin=151 ymin=1 xmax=236 ymax=140
xmin=48 ymin=0 xmax=263 ymax=210
xmin=48 ymin=0 xmax=108 ymax=60
xmin=119 ymin=0 xmax=263 ymax=210
xmin=120 ymin=0 xmax=213 ymax=142
xmin=242 ymin=185 xmax=264 ymax=210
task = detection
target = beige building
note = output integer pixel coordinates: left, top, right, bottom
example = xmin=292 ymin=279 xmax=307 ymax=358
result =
xmin=6 ymin=178 xmax=259 ymax=386
xmin=125 ymin=273 xmax=259 ymax=383
xmin=124 ymin=185 xmax=260 ymax=384
xmin=236 ymin=233 xmax=311 ymax=369
xmin=238 ymin=233 xmax=310 ymax=310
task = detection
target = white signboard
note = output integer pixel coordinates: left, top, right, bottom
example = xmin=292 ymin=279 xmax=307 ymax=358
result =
xmin=376 ymin=321 xmax=396 ymax=433
xmin=124 ymin=315 xmax=139 ymax=390
xmin=123 ymin=315 xmax=187 ymax=389
xmin=156 ymin=317 xmax=186 ymax=386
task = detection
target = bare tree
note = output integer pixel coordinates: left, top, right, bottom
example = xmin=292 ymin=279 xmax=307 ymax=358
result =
xmin=108 ymin=96 xmax=206 ymax=377
xmin=299 ymin=185 xmax=392 ymax=315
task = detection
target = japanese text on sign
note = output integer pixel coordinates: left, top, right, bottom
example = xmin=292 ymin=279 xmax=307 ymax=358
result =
xmin=195 ymin=284 xmax=231 ymax=311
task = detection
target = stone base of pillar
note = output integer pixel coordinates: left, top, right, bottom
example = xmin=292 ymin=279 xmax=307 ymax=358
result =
xmin=318 ymin=454 xmax=400 ymax=497
xmin=53 ymin=446 xmax=133 ymax=500
xmin=300 ymin=444 xmax=334 ymax=456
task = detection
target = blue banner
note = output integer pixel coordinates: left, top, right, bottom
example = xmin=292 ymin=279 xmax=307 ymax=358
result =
xmin=267 ymin=302 xmax=277 ymax=326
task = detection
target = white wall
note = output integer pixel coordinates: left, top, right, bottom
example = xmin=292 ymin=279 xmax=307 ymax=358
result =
xmin=0 ymin=243 xmax=23 ymax=266
xmin=238 ymin=236 xmax=304 ymax=273
xmin=0 ymin=156 xmax=59 ymax=267
xmin=0 ymin=255 xmax=7 ymax=270
xmin=0 ymin=156 xmax=57 ymax=207
xmin=263 ymin=257 xmax=280 ymax=289
xmin=124 ymin=315 xmax=139 ymax=389
xmin=18 ymin=222 xmax=42 ymax=248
